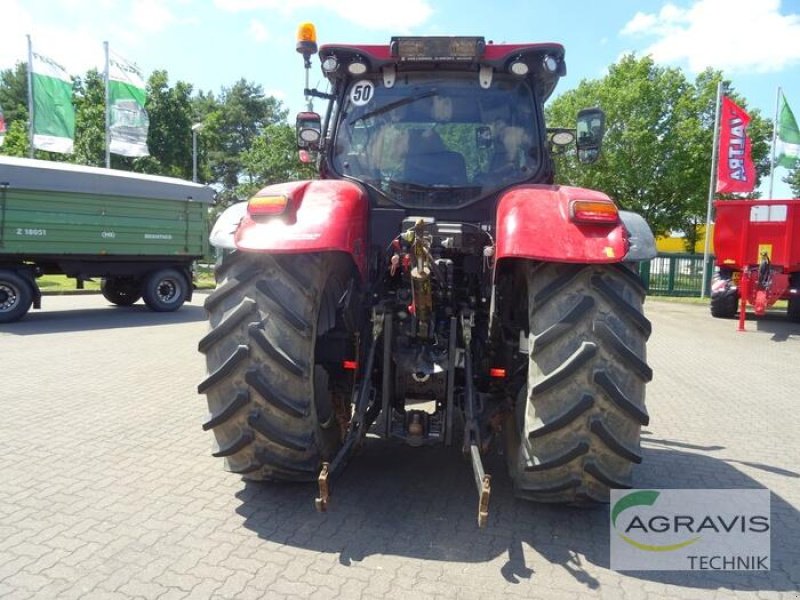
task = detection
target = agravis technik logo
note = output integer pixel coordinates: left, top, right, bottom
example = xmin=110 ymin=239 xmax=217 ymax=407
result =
xmin=610 ymin=489 xmax=770 ymax=571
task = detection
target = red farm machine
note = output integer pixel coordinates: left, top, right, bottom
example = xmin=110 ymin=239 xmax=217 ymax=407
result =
xmin=711 ymin=199 xmax=800 ymax=321
xmin=198 ymin=24 xmax=657 ymax=526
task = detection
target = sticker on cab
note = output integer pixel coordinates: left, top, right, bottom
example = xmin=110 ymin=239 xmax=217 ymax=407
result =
xmin=350 ymin=81 xmax=375 ymax=106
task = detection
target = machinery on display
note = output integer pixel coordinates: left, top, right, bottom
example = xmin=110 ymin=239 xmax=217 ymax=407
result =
xmin=710 ymin=198 xmax=800 ymax=322
xmin=0 ymin=157 xmax=212 ymax=322
xmin=199 ymin=24 xmax=656 ymax=526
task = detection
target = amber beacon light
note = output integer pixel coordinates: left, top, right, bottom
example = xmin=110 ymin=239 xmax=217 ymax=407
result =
xmin=296 ymin=22 xmax=318 ymax=57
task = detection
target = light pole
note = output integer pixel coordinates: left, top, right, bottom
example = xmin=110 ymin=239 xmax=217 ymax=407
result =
xmin=191 ymin=122 xmax=205 ymax=182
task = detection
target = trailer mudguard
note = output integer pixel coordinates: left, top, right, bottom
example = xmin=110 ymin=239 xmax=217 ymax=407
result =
xmin=495 ymin=184 xmax=630 ymax=263
xmin=234 ymin=180 xmax=369 ymax=275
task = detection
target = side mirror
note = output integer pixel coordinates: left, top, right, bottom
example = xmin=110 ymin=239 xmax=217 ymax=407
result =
xmin=576 ymin=107 xmax=605 ymax=164
xmin=296 ymin=111 xmax=322 ymax=151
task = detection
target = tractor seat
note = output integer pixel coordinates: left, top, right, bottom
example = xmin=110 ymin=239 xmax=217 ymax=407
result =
xmin=403 ymin=130 xmax=468 ymax=186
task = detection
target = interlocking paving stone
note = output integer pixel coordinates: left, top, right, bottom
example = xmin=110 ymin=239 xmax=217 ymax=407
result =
xmin=1 ymin=294 xmax=798 ymax=599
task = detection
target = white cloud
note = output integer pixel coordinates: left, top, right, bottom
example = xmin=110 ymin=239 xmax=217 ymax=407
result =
xmin=621 ymin=0 xmax=800 ymax=73
xmin=0 ymin=1 xmax=106 ymax=75
xmin=248 ymin=19 xmax=270 ymax=43
xmin=131 ymin=0 xmax=178 ymax=34
xmin=0 ymin=0 xmax=194 ymax=76
xmin=213 ymin=0 xmax=432 ymax=30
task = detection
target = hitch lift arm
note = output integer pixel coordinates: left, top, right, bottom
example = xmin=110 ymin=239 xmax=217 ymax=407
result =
xmin=461 ymin=310 xmax=492 ymax=528
xmin=315 ymin=309 xmax=385 ymax=512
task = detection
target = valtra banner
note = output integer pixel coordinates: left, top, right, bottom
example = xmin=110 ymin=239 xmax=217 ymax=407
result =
xmin=716 ymin=96 xmax=756 ymax=194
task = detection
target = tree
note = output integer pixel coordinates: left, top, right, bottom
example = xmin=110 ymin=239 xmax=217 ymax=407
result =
xmin=785 ymin=165 xmax=800 ymax=197
xmin=72 ymin=69 xmax=106 ymax=166
xmin=0 ymin=63 xmax=28 ymax=124
xmin=133 ymin=70 xmax=195 ymax=179
xmin=207 ymin=79 xmax=288 ymax=206
xmin=239 ymin=123 xmax=316 ymax=199
xmin=546 ymin=55 xmax=771 ymax=248
xmin=0 ymin=60 xmax=306 ymax=200
xmin=0 ymin=63 xmax=31 ymax=157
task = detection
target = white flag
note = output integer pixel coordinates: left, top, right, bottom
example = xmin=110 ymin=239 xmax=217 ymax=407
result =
xmin=108 ymin=53 xmax=149 ymax=157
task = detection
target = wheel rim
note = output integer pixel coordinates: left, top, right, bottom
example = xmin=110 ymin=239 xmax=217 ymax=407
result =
xmin=0 ymin=283 xmax=19 ymax=312
xmin=156 ymin=278 xmax=180 ymax=304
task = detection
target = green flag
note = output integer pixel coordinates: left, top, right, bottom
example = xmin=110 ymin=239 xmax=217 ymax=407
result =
xmin=31 ymin=51 xmax=75 ymax=154
xmin=776 ymin=92 xmax=800 ymax=169
xmin=108 ymin=54 xmax=149 ymax=157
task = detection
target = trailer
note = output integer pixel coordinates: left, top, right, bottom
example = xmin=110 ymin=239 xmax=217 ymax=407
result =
xmin=710 ymin=198 xmax=800 ymax=321
xmin=0 ymin=156 xmax=214 ymax=323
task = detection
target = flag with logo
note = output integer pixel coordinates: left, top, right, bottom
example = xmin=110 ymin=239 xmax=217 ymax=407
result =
xmin=0 ymin=103 xmax=6 ymax=146
xmin=776 ymin=92 xmax=800 ymax=169
xmin=108 ymin=53 xmax=149 ymax=157
xmin=30 ymin=51 xmax=75 ymax=153
xmin=716 ymin=96 xmax=756 ymax=194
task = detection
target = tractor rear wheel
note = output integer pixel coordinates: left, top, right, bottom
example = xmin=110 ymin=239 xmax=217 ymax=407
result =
xmin=198 ymin=251 xmax=355 ymax=480
xmin=506 ymin=262 xmax=652 ymax=503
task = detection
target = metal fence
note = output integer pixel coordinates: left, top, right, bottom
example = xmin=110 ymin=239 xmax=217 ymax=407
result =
xmin=639 ymin=253 xmax=715 ymax=297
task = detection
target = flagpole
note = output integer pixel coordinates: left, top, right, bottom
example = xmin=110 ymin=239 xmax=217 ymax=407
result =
xmin=26 ymin=34 xmax=34 ymax=158
xmin=768 ymin=86 xmax=781 ymax=198
xmin=104 ymin=41 xmax=111 ymax=168
xmin=701 ymin=80 xmax=724 ymax=299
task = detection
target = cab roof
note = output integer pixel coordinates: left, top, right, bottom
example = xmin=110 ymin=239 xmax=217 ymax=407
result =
xmin=318 ymin=40 xmax=566 ymax=100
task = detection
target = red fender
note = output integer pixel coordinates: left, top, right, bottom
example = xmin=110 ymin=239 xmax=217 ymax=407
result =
xmin=495 ymin=184 xmax=628 ymax=263
xmin=235 ymin=180 xmax=368 ymax=276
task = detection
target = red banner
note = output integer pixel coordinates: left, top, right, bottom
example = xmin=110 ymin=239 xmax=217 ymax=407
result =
xmin=716 ymin=96 xmax=756 ymax=194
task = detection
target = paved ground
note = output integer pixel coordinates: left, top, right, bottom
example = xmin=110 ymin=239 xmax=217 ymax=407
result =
xmin=0 ymin=293 xmax=798 ymax=600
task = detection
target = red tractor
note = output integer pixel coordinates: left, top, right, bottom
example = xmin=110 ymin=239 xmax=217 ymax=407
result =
xmin=199 ymin=26 xmax=656 ymax=525
xmin=710 ymin=199 xmax=800 ymax=321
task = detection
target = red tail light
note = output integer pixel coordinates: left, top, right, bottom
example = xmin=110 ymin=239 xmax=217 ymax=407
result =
xmin=570 ymin=199 xmax=619 ymax=224
xmin=342 ymin=360 xmax=358 ymax=370
xmin=489 ymin=368 xmax=506 ymax=378
xmin=248 ymin=194 xmax=289 ymax=216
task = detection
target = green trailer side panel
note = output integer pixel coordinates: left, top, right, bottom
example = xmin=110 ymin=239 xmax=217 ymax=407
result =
xmin=1 ymin=188 xmax=208 ymax=257
xmin=0 ymin=157 xmax=212 ymax=260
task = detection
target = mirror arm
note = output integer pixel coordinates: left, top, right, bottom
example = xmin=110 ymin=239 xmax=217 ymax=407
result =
xmin=304 ymin=88 xmax=336 ymax=100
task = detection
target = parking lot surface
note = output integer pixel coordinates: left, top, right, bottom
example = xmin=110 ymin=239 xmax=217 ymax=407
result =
xmin=1 ymin=294 xmax=798 ymax=599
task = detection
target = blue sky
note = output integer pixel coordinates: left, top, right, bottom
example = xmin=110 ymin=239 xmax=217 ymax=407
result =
xmin=3 ymin=0 xmax=800 ymax=197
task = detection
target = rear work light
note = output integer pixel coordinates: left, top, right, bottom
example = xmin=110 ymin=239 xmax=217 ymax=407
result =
xmin=248 ymin=194 xmax=289 ymax=216
xmin=570 ymin=199 xmax=619 ymax=224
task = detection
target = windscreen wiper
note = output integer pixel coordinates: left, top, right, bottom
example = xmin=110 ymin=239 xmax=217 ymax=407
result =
xmin=351 ymin=90 xmax=437 ymax=124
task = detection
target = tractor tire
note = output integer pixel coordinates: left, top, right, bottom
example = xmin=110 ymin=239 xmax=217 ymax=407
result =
xmin=198 ymin=251 xmax=354 ymax=480
xmin=0 ymin=270 xmax=35 ymax=324
xmin=142 ymin=268 xmax=188 ymax=312
xmin=101 ymin=277 xmax=142 ymax=306
xmin=507 ymin=262 xmax=652 ymax=504
xmin=710 ymin=290 xmax=739 ymax=319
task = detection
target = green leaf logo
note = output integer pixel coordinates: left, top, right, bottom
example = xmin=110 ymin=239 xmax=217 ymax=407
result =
xmin=612 ymin=490 xmax=701 ymax=552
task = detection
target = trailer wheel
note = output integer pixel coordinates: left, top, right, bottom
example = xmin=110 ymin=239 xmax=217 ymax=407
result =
xmin=0 ymin=271 xmax=35 ymax=324
xmin=101 ymin=278 xmax=142 ymax=306
xmin=142 ymin=268 xmax=188 ymax=312
xmin=788 ymin=297 xmax=800 ymax=322
xmin=709 ymin=271 xmax=739 ymax=319
xmin=506 ymin=262 xmax=652 ymax=504
xmin=198 ymin=251 xmax=356 ymax=480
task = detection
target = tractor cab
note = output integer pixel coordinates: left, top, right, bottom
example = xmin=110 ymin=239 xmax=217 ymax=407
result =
xmin=295 ymin=25 xmax=604 ymax=209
